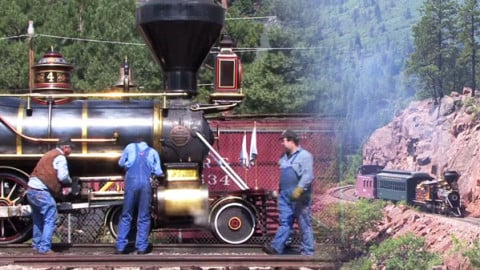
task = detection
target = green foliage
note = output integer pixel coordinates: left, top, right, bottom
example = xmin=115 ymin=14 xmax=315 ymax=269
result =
xmin=464 ymin=96 xmax=480 ymax=120
xmin=225 ymin=5 xmax=263 ymax=64
xmin=236 ymin=0 xmax=324 ymax=115
xmin=456 ymin=0 xmax=480 ymax=95
xmin=366 ymin=233 xmax=442 ymax=270
xmin=254 ymin=0 xmax=425 ymax=153
xmin=0 ymin=0 xmax=162 ymax=92
xmin=340 ymin=154 xmax=363 ymax=185
xmin=452 ymin=235 xmax=480 ymax=267
xmin=407 ymin=0 xmax=480 ymax=102
xmin=314 ymin=199 xmax=386 ymax=259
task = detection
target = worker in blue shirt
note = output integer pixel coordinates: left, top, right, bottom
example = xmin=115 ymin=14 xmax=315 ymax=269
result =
xmin=115 ymin=138 xmax=163 ymax=255
xmin=27 ymin=137 xmax=75 ymax=255
xmin=263 ymin=130 xmax=315 ymax=256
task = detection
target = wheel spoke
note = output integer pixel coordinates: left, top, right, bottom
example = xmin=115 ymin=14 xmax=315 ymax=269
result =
xmin=6 ymin=183 xmax=18 ymax=204
xmin=11 ymin=197 xmax=21 ymax=204
xmin=0 ymin=219 xmax=4 ymax=238
xmin=0 ymin=172 xmax=32 ymax=243
xmin=6 ymin=218 xmax=19 ymax=234
xmin=0 ymin=179 xmax=4 ymax=198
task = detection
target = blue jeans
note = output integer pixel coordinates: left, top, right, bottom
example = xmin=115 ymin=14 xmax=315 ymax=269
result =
xmin=116 ymin=177 xmax=152 ymax=252
xmin=270 ymin=190 xmax=315 ymax=255
xmin=26 ymin=189 xmax=57 ymax=253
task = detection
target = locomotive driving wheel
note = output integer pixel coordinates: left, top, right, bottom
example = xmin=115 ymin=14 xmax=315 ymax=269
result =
xmin=106 ymin=206 xmax=125 ymax=239
xmin=105 ymin=205 xmax=143 ymax=241
xmin=209 ymin=199 xmax=256 ymax=245
xmin=0 ymin=171 xmax=32 ymax=244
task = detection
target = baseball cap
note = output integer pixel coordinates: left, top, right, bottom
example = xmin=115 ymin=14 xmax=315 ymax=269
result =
xmin=279 ymin=129 xmax=298 ymax=140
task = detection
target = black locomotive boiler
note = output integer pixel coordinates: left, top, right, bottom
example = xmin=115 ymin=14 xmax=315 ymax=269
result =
xmin=0 ymin=0 xmax=256 ymax=244
xmin=356 ymin=166 xmax=464 ymax=217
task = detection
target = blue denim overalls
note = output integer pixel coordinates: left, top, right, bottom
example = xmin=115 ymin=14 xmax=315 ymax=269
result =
xmin=116 ymin=144 xmax=152 ymax=252
xmin=270 ymin=151 xmax=315 ymax=255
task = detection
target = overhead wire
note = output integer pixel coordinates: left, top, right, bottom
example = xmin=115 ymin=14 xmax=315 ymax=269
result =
xmin=225 ymin=16 xmax=276 ymax=20
xmin=0 ymin=33 xmax=322 ymax=53
xmin=0 ymin=34 xmax=29 ymax=40
xmin=38 ymin=34 xmax=146 ymax=46
xmin=0 ymin=15 xmax=323 ymax=53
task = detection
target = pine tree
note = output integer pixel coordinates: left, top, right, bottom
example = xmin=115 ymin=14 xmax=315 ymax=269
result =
xmin=0 ymin=0 xmax=162 ymax=93
xmin=457 ymin=0 xmax=480 ymax=96
xmin=407 ymin=0 xmax=460 ymax=103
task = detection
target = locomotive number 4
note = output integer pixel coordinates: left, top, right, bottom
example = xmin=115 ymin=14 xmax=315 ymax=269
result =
xmin=47 ymin=72 xmax=56 ymax=82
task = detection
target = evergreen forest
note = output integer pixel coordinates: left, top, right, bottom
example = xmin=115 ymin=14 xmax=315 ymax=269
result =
xmin=0 ymin=0 xmax=479 ymax=154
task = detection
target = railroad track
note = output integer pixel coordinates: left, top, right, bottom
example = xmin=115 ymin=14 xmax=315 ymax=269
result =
xmin=328 ymin=185 xmax=356 ymax=201
xmin=0 ymin=254 xmax=338 ymax=269
xmin=330 ymin=185 xmax=480 ymax=227
xmin=0 ymin=243 xmax=264 ymax=255
xmin=0 ymin=244 xmax=340 ymax=269
xmin=457 ymin=216 xmax=480 ymax=226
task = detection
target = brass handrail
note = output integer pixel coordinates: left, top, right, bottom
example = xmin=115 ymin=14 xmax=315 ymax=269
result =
xmin=0 ymin=92 xmax=188 ymax=98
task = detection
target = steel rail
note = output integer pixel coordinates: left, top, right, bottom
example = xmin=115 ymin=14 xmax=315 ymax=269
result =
xmin=0 ymin=254 xmax=339 ymax=269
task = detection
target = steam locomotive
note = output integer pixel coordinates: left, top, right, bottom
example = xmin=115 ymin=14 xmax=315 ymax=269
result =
xmin=355 ymin=165 xmax=464 ymax=217
xmin=0 ymin=0 xmax=271 ymax=245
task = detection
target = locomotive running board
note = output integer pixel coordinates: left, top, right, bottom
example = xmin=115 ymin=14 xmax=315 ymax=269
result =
xmin=195 ymin=131 xmax=249 ymax=190
xmin=0 ymin=201 xmax=123 ymax=218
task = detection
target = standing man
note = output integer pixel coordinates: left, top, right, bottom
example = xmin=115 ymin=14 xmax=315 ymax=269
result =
xmin=27 ymin=137 xmax=74 ymax=255
xmin=263 ymin=130 xmax=315 ymax=256
xmin=115 ymin=137 xmax=163 ymax=255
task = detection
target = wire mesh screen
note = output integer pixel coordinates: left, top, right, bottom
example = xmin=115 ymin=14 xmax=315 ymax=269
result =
xmin=55 ymin=209 xmax=111 ymax=244
xmin=51 ymin=117 xmax=339 ymax=245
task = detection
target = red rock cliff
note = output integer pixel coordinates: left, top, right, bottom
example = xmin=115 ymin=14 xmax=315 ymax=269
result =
xmin=363 ymin=92 xmax=480 ymax=216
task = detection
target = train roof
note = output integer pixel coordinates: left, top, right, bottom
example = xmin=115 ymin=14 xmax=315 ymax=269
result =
xmin=377 ymin=170 xmax=434 ymax=181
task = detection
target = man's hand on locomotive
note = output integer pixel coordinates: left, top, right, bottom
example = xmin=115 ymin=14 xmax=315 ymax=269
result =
xmin=291 ymin=186 xmax=304 ymax=200
xmin=62 ymin=177 xmax=81 ymax=196
xmin=70 ymin=177 xmax=81 ymax=196
xmin=150 ymin=174 xmax=165 ymax=187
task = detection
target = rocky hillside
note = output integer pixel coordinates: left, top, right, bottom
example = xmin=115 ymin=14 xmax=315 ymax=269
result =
xmin=366 ymin=205 xmax=480 ymax=269
xmin=363 ymin=91 xmax=480 ymax=216
xmin=361 ymin=91 xmax=480 ymax=268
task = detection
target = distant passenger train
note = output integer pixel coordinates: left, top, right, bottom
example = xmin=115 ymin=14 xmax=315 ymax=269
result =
xmin=355 ymin=165 xmax=464 ymax=217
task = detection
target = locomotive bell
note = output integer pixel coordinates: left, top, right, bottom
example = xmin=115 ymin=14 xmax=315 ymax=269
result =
xmin=113 ymin=57 xmax=137 ymax=92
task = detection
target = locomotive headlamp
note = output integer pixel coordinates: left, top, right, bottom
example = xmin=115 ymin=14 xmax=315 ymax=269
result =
xmin=210 ymin=47 xmax=244 ymax=103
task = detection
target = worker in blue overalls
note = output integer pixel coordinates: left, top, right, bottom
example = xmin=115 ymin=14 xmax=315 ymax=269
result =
xmin=115 ymin=137 xmax=163 ymax=255
xmin=263 ymin=130 xmax=315 ymax=256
